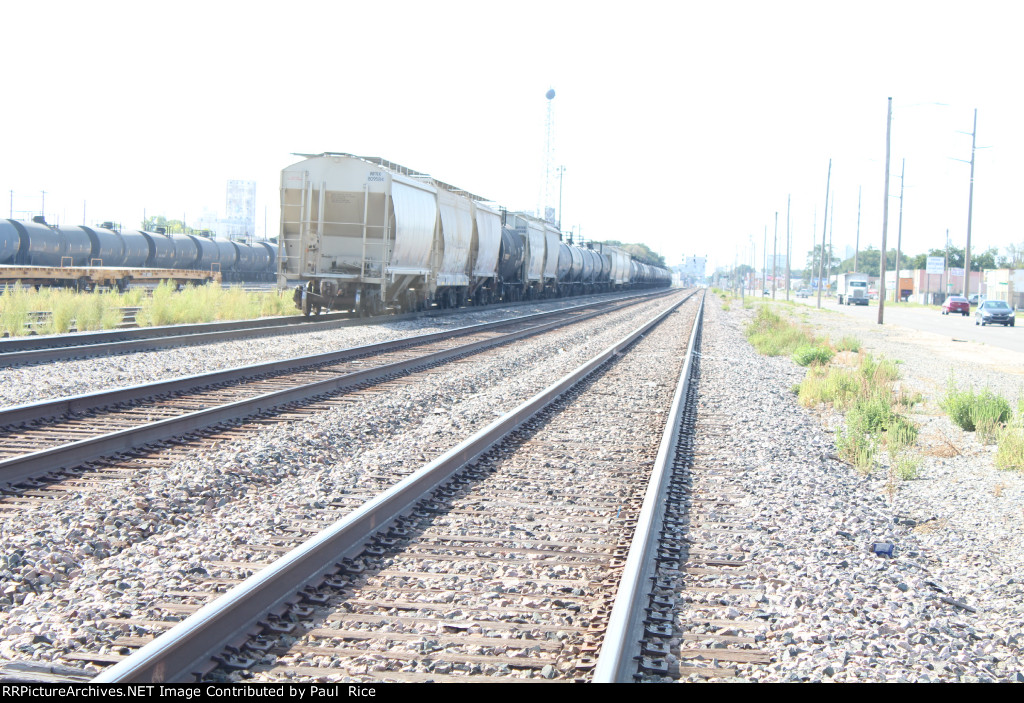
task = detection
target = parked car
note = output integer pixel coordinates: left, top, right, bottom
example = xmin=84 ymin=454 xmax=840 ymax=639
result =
xmin=968 ymin=294 xmax=986 ymax=306
xmin=941 ymin=296 xmax=970 ymax=316
xmin=975 ymin=300 xmax=1015 ymax=327
xmin=796 ymin=289 xmax=811 ymax=298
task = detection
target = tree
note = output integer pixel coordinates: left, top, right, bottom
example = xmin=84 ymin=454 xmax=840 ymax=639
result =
xmin=596 ymin=240 xmax=666 ymax=267
xmin=142 ymin=215 xmax=201 ymax=236
xmin=805 ymin=244 xmax=840 ymax=279
xmin=1001 ymin=242 xmax=1024 ymax=269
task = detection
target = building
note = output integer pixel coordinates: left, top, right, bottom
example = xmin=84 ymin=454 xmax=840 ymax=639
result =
xmin=223 ymin=180 xmax=256 ymax=240
xmin=679 ymin=255 xmax=706 ymax=285
xmin=983 ymin=269 xmax=1024 ymax=308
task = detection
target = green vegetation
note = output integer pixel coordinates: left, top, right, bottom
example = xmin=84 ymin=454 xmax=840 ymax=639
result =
xmin=996 ymin=425 xmax=1024 ymax=471
xmin=941 ymin=382 xmax=1012 ymax=434
xmin=792 ymin=344 xmax=834 ymax=367
xmin=744 ymin=305 xmax=919 ymax=478
xmin=135 ymin=282 xmax=297 ymax=326
xmin=745 ymin=307 xmax=823 ymax=358
xmin=1 ymin=284 xmax=143 ymax=336
xmin=0 ymin=282 xmax=297 ymax=336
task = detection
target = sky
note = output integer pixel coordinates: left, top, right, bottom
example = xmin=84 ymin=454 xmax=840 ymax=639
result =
xmin=2 ymin=1 xmax=1022 ymax=275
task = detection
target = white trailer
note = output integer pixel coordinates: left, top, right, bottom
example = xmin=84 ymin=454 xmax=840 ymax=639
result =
xmin=836 ymin=272 xmax=870 ymax=305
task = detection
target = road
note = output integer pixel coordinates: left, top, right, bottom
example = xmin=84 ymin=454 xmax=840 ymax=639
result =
xmin=772 ymin=294 xmax=1024 ymax=355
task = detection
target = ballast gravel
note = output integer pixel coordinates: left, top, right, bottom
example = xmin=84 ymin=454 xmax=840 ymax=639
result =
xmin=0 ymin=293 xmax=685 ymax=672
xmin=0 ymin=294 xmax=645 ymax=408
xmin=684 ymin=295 xmax=1024 ymax=683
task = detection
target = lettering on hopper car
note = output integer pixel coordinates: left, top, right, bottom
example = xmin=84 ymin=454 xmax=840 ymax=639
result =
xmin=367 ymin=171 xmax=385 ymax=182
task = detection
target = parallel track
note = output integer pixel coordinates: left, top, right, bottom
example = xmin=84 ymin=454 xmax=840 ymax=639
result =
xmin=0 ymin=291 xmax=668 ymax=366
xmin=93 ymin=291 xmax=702 ymax=682
xmin=0 ymin=294 xmax=672 ymax=488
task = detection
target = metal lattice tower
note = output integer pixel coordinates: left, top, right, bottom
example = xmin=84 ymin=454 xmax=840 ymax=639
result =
xmin=540 ymin=88 xmax=556 ymax=223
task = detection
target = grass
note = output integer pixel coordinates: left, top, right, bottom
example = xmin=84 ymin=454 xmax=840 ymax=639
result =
xmin=0 ymin=281 xmax=298 ymax=336
xmin=744 ymin=304 xmax=919 ymax=479
xmin=0 ymin=283 xmax=143 ymax=336
xmin=941 ymin=381 xmax=1012 ymax=433
xmin=745 ymin=307 xmax=823 ymax=357
xmin=134 ymin=282 xmax=297 ymax=326
xmin=996 ymin=425 xmax=1024 ymax=471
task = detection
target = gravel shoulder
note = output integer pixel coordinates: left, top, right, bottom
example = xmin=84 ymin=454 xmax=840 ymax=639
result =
xmin=700 ymin=294 xmax=1024 ymax=682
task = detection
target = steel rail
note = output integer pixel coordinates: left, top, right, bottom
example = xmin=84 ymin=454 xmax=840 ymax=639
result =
xmin=592 ymin=290 xmax=705 ymax=682
xmin=0 ymin=290 xmax=670 ymax=365
xmin=0 ymin=294 xmax=659 ymax=428
xmin=0 ymin=293 xmax=685 ymax=487
xmin=93 ymin=292 xmax=695 ymax=683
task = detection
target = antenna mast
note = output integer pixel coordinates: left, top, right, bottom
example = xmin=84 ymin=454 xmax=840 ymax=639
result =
xmin=541 ymin=88 xmax=556 ymax=223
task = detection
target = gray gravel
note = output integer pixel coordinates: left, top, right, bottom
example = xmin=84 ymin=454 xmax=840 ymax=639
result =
xmin=688 ymin=294 xmax=1024 ymax=682
xmin=0 ymin=292 xmax=685 ymax=672
xmin=0 ymin=294 xmax=647 ymax=408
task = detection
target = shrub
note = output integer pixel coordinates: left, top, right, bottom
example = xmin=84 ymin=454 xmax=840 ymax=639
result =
xmin=887 ymin=416 xmax=919 ymax=451
xmin=942 ymin=382 xmax=1012 ymax=433
xmin=836 ymin=422 xmax=877 ymax=473
xmin=792 ymin=344 xmax=834 ymax=367
xmin=836 ymin=336 xmax=861 ymax=352
xmin=996 ymin=426 xmax=1024 ymax=471
xmin=892 ymin=452 xmax=921 ymax=480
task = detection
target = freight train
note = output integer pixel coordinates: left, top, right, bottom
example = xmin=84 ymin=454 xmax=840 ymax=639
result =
xmin=279 ymin=153 xmax=671 ymax=316
xmin=0 ymin=217 xmax=279 ymax=288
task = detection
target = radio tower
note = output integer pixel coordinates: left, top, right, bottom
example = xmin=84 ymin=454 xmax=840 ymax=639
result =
xmin=540 ymin=88 xmax=556 ymax=223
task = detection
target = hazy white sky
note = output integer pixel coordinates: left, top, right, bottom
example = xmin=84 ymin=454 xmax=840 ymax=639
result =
xmin=2 ymin=1 xmax=1021 ymax=273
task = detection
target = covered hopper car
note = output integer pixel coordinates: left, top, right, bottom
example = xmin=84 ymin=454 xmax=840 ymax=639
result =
xmin=279 ymin=153 xmax=671 ymax=316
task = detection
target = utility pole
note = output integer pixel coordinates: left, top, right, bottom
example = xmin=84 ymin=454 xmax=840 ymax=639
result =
xmin=828 ymin=191 xmax=834 ymax=286
xmin=895 ymin=159 xmax=905 ymax=302
xmin=772 ymin=211 xmax=778 ymax=299
xmin=810 ymin=208 xmax=817 ymax=295
xmin=944 ymin=229 xmax=950 ymax=296
xmin=816 ymin=159 xmax=832 ymax=309
xmin=879 ymin=97 xmax=892 ymax=325
xmin=40 ymin=191 xmax=46 ymax=219
xmin=855 ymin=186 xmax=861 ymax=272
xmin=557 ymin=165 xmax=566 ymax=231
xmin=9 ymin=190 xmax=12 ymax=219
xmin=964 ymin=108 xmax=977 ymax=298
xmin=763 ymin=226 xmax=767 ymax=293
xmin=785 ymin=194 xmax=791 ymax=300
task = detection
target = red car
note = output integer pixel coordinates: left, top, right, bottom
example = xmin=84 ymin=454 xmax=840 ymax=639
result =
xmin=942 ymin=296 xmax=970 ymax=316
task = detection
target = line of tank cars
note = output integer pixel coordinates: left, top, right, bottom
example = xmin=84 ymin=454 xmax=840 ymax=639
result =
xmin=0 ymin=218 xmax=278 ymax=286
xmin=279 ymin=153 xmax=671 ymax=315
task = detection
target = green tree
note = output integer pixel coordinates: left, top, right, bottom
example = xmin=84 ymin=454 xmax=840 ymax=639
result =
xmin=142 ymin=216 xmax=201 ymax=236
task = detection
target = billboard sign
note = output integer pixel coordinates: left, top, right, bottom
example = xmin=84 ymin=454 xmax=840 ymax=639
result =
xmin=926 ymin=256 xmax=944 ymax=275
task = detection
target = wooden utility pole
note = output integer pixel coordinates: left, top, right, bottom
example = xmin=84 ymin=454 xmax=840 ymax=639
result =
xmin=772 ymin=211 xmax=778 ymax=298
xmin=895 ymin=158 xmax=905 ymax=302
xmin=855 ymin=186 xmax=861 ymax=272
xmin=816 ymin=159 xmax=832 ymax=309
xmin=944 ymin=229 xmax=950 ymax=296
xmin=785 ymin=195 xmax=791 ymax=300
xmin=810 ymin=208 xmax=817 ymax=296
xmin=964 ymin=108 xmax=977 ymax=298
xmin=828 ymin=191 xmax=834 ymax=287
xmin=878 ymin=98 xmax=892 ymax=325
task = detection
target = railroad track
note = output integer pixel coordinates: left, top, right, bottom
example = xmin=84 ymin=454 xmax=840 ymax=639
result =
xmin=0 ymin=291 xmax=668 ymax=366
xmin=83 ymin=291 xmax=703 ymax=683
xmin=0 ymin=294 xmax=676 ymax=489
